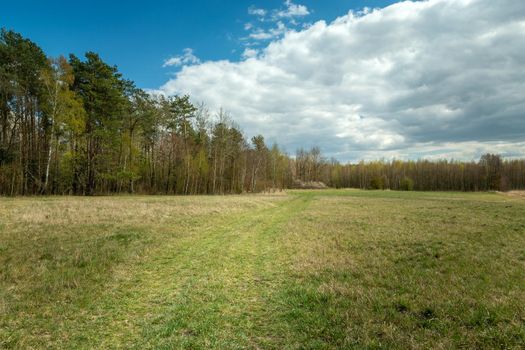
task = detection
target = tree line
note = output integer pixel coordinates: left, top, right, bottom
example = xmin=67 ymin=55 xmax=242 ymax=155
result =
xmin=312 ymin=153 xmax=525 ymax=192
xmin=1 ymin=29 xmax=524 ymax=195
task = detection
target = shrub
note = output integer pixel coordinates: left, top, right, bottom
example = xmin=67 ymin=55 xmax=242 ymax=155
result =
xmin=400 ymin=177 xmax=414 ymax=191
xmin=370 ymin=176 xmax=385 ymax=190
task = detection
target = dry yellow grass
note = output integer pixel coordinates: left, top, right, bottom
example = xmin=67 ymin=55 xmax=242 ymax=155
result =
xmin=503 ymin=191 xmax=525 ymax=198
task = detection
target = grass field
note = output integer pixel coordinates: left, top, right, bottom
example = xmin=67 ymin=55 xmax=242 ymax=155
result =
xmin=1 ymin=190 xmax=525 ymax=349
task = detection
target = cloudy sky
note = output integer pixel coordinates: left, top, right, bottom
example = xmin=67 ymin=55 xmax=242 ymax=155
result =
xmin=5 ymin=0 xmax=525 ymax=161
xmin=157 ymin=0 xmax=525 ymax=161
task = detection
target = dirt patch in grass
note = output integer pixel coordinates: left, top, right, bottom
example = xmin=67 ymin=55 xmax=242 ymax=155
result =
xmin=502 ymin=190 xmax=525 ymax=198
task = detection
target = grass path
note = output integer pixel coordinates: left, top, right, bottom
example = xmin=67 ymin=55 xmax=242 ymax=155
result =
xmin=75 ymin=193 xmax=313 ymax=349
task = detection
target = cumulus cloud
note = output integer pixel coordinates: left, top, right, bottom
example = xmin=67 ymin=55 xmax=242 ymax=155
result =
xmin=163 ymin=48 xmax=200 ymax=67
xmin=242 ymin=48 xmax=259 ymax=59
xmin=158 ymin=0 xmax=525 ymax=161
xmin=248 ymin=21 xmax=288 ymax=41
xmin=276 ymin=0 xmax=310 ymax=18
xmin=245 ymin=1 xmax=310 ymax=43
xmin=248 ymin=6 xmax=267 ymax=17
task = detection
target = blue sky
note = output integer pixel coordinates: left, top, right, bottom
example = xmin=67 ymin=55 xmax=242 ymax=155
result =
xmin=2 ymin=0 xmax=396 ymax=88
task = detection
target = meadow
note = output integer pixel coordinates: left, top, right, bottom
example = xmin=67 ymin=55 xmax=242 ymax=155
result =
xmin=1 ymin=190 xmax=524 ymax=349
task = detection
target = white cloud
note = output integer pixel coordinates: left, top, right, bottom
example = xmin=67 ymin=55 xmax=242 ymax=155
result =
xmin=242 ymin=48 xmax=259 ymax=59
xmin=276 ymin=0 xmax=310 ymax=18
xmin=158 ymin=0 xmax=525 ymax=161
xmin=248 ymin=29 xmax=274 ymax=40
xmin=248 ymin=6 xmax=267 ymax=17
xmin=244 ymin=1 xmax=310 ymax=43
xmin=248 ymin=21 xmax=288 ymax=41
xmin=163 ymin=48 xmax=200 ymax=67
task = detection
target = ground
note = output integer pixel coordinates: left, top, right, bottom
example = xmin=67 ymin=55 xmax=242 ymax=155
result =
xmin=1 ymin=190 xmax=524 ymax=349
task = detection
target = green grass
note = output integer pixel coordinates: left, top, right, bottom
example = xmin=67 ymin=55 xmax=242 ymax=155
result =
xmin=1 ymin=190 xmax=524 ymax=349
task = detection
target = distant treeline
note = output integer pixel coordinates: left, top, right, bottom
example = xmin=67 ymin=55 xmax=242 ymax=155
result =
xmin=1 ymin=29 xmax=524 ymax=195
xmin=302 ymin=152 xmax=525 ymax=192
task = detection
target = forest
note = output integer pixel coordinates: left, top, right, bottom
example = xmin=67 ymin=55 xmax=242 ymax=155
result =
xmin=1 ymin=28 xmax=524 ymax=195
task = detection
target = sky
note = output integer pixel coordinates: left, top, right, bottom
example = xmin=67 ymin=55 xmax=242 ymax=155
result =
xmin=3 ymin=0 xmax=525 ymax=161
